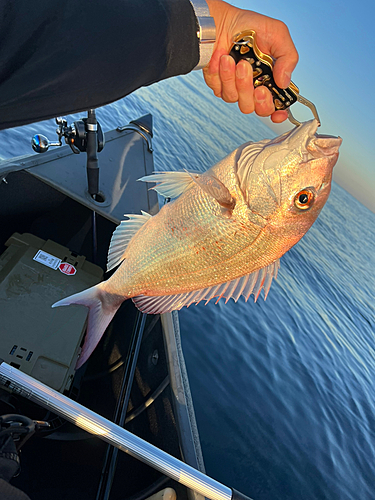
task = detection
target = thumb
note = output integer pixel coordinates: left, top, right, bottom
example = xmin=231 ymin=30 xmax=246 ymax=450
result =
xmin=273 ymin=49 xmax=299 ymax=89
xmin=256 ymin=21 xmax=299 ymax=88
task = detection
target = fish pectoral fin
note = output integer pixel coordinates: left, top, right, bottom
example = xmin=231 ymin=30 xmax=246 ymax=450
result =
xmin=107 ymin=211 xmax=152 ymax=272
xmin=189 ymin=173 xmax=235 ymax=210
xmin=131 ymin=260 xmax=280 ymax=314
xmin=138 ymin=171 xmax=235 ymax=209
xmin=137 ymin=171 xmax=199 ymax=199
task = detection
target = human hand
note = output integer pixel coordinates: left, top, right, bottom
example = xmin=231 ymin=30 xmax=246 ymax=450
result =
xmin=204 ymin=0 xmax=299 ymax=123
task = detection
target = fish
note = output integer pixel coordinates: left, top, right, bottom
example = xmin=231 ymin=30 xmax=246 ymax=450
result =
xmin=53 ymin=119 xmax=342 ymax=368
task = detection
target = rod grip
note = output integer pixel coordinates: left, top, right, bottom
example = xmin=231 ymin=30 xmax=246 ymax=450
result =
xmin=86 ymin=109 xmax=99 ymax=197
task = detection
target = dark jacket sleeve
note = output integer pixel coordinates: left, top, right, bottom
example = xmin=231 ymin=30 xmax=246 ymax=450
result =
xmin=0 ymin=480 xmax=31 ymax=500
xmin=0 ymin=0 xmax=200 ymax=130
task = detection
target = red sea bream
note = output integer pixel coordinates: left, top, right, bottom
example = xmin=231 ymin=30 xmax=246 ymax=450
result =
xmin=53 ymin=119 xmax=342 ymax=367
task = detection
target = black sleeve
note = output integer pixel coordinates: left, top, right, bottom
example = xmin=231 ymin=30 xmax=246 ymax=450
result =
xmin=0 ymin=0 xmax=200 ymax=130
xmin=0 ymin=480 xmax=31 ymax=500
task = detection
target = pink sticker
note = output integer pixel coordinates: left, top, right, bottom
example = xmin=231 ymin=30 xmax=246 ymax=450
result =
xmin=59 ymin=263 xmax=77 ymax=276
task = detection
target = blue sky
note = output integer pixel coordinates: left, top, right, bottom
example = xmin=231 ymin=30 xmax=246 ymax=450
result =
xmin=233 ymin=0 xmax=375 ymax=212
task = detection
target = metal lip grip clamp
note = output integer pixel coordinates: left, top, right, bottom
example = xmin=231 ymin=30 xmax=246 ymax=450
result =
xmin=230 ymin=30 xmax=320 ymax=127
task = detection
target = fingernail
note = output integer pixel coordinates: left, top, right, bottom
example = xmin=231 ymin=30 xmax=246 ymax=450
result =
xmin=254 ymin=86 xmax=267 ymax=104
xmin=236 ymin=62 xmax=248 ymax=79
xmin=221 ymin=55 xmax=232 ymax=71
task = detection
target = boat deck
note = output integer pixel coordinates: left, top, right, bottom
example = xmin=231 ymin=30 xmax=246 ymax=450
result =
xmin=0 ymin=117 xmax=204 ymax=500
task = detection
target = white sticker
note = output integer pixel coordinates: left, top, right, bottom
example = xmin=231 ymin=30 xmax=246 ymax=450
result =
xmin=33 ymin=250 xmax=62 ymax=270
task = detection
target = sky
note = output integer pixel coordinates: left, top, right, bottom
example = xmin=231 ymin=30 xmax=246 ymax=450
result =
xmin=233 ymin=0 xmax=375 ymax=212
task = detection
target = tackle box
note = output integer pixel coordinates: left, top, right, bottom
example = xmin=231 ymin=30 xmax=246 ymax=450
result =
xmin=0 ymin=233 xmax=103 ymax=392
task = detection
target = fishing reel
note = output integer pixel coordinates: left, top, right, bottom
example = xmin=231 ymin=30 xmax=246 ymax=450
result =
xmin=0 ymin=414 xmax=50 ymax=481
xmin=32 ymin=116 xmax=105 ymax=155
xmin=0 ymin=414 xmax=50 ymax=451
xmin=31 ymin=110 xmax=104 ymax=201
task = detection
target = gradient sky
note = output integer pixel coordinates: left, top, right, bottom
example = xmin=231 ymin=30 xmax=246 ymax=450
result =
xmin=233 ymin=0 xmax=374 ymax=212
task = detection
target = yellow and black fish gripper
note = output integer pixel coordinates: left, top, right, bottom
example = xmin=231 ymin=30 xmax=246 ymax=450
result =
xmin=229 ymin=30 xmax=320 ymax=126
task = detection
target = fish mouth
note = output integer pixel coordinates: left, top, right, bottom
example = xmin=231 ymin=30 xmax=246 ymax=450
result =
xmin=279 ymin=120 xmax=342 ymax=160
xmin=317 ymin=178 xmax=331 ymax=194
xmin=310 ymin=134 xmax=342 ymax=158
xmin=296 ymin=122 xmax=342 ymax=194
xmin=308 ymin=139 xmax=340 ymax=192
xmin=303 ymin=126 xmax=342 ymax=189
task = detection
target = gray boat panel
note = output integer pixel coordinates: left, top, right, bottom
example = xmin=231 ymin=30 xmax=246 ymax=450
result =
xmin=0 ymin=127 xmax=158 ymax=225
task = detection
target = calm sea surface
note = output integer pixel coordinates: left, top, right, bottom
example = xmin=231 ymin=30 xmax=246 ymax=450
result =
xmin=1 ymin=72 xmax=374 ymax=500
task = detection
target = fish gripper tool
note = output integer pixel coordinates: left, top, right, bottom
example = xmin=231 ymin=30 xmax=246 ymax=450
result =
xmin=229 ymin=30 xmax=320 ymax=126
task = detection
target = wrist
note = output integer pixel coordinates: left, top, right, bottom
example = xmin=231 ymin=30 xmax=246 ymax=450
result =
xmin=205 ymin=0 xmax=250 ymax=51
xmin=189 ymin=0 xmax=216 ymax=69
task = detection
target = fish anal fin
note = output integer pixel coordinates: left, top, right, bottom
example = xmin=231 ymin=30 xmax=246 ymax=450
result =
xmin=107 ymin=212 xmax=152 ymax=272
xmin=132 ymin=260 xmax=280 ymax=314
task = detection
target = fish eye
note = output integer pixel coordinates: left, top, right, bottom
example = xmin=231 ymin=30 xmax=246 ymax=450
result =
xmin=294 ymin=189 xmax=314 ymax=210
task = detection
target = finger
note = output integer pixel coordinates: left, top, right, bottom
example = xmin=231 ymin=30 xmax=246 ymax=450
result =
xmin=254 ymin=86 xmax=275 ymax=117
xmin=219 ymin=55 xmax=238 ymax=103
xmin=235 ymin=60 xmax=255 ymax=114
xmin=203 ymin=48 xmax=227 ymax=98
xmin=271 ymin=110 xmax=289 ymax=123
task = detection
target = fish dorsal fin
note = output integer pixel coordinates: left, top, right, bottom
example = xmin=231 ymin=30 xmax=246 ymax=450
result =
xmin=107 ymin=211 xmax=152 ymax=272
xmin=132 ymin=260 xmax=280 ymax=314
xmin=138 ymin=171 xmax=200 ymax=199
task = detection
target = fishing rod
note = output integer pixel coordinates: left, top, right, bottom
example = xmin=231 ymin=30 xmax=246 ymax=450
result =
xmin=0 ymin=359 xmax=253 ymax=500
xmin=86 ymin=109 xmax=100 ymax=264
xmin=31 ymin=110 xmax=105 ymax=264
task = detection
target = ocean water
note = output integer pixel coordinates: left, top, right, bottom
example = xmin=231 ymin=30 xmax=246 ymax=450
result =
xmin=1 ymin=72 xmax=374 ymax=500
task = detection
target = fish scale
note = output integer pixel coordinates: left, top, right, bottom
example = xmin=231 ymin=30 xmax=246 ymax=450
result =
xmin=107 ymin=187 xmax=258 ymax=296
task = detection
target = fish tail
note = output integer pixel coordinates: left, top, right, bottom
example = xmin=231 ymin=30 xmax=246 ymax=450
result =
xmin=52 ymin=284 xmax=124 ymax=369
